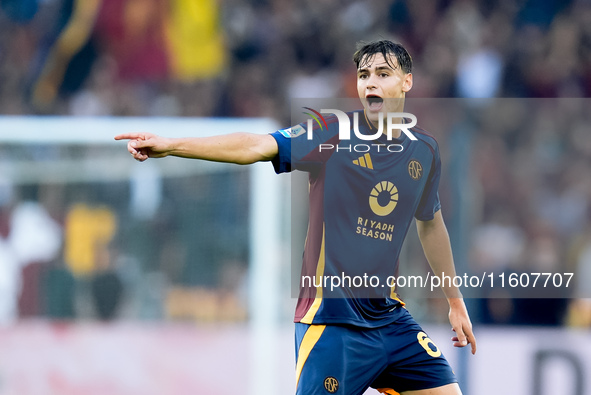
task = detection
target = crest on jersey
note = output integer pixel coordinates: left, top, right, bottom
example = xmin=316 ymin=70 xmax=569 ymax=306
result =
xmin=324 ymin=376 xmax=339 ymax=393
xmin=408 ymin=159 xmax=423 ymax=180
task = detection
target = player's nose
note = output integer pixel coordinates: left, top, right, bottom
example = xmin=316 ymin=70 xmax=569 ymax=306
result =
xmin=365 ymin=74 xmax=378 ymax=89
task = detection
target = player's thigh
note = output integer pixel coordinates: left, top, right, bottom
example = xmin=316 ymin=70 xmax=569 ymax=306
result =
xmin=295 ymin=323 xmax=386 ymax=395
xmin=371 ymin=310 xmax=457 ymax=393
xmin=400 ymin=383 xmax=462 ymax=395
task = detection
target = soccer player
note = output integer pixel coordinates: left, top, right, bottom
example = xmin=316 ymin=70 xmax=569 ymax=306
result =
xmin=115 ymin=40 xmax=476 ymax=395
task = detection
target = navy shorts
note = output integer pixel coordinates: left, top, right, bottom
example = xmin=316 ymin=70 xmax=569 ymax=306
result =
xmin=295 ymin=307 xmax=457 ymax=395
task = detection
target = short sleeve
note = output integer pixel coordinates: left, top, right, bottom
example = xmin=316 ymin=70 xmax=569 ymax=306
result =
xmin=270 ymin=130 xmax=293 ymax=174
xmin=269 ymin=120 xmax=340 ymax=174
xmin=414 ymin=146 xmax=442 ymax=221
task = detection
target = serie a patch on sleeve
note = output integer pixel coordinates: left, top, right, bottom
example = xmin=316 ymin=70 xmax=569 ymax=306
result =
xmin=278 ymin=125 xmax=306 ymax=138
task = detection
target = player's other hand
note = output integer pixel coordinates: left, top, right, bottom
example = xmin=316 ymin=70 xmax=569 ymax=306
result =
xmin=114 ymin=132 xmax=171 ymax=162
xmin=448 ymin=299 xmax=477 ymax=355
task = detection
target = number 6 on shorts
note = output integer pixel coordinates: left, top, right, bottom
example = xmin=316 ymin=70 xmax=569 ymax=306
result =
xmin=417 ymin=331 xmax=441 ymax=357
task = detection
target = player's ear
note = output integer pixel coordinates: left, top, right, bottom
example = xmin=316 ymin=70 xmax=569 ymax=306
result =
xmin=402 ymin=73 xmax=413 ymax=93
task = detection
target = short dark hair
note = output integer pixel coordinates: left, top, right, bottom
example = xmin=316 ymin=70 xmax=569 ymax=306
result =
xmin=353 ymin=40 xmax=412 ymax=74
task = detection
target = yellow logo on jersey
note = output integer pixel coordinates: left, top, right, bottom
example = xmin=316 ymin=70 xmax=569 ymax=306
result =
xmin=352 ymin=153 xmax=373 ymax=169
xmin=369 ymin=181 xmax=398 ymax=216
xmin=408 ymin=159 xmax=423 ymax=180
xmin=324 ymin=377 xmax=339 ymax=393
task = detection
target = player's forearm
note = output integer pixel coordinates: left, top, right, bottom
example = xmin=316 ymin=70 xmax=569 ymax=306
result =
xmin=416 ymin=212 xmax=463 ymax=300
xmin=168 ymin=133 xmax=276 ymax=164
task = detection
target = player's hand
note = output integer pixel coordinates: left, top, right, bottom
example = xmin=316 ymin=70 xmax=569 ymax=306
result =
xmin=114 ymin=132 xmax=172 ymax=162
xmin=448 ymin=299 xmax=477 ymax=355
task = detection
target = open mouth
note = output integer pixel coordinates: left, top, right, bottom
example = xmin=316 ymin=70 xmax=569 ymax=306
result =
xmin=366 ymin=95 xmax=383 ymax=111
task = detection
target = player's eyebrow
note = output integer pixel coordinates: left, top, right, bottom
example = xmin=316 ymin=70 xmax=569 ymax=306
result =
xmin=375 ymin=65 xmax=397 ymax=73
xmin=357 ymin=64 xmax=397 ymax=74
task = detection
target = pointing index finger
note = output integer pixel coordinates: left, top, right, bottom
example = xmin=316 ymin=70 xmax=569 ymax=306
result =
xmin=114 ymin=133 xmax=143 ymax=141
xmin=466 ymin=329 xmax=477 ymax=355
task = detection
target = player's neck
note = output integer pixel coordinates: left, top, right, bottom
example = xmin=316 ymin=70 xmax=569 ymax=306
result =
xmin=373 ymin=117 xmax=405 ymax=139
xmin=370 ymin=99 xmax=406 ymax=138
xmin=390 ymin=131 xmax=402 ymax=138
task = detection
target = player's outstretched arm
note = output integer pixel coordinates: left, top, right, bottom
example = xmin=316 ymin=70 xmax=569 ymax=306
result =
xmin=416 ymin=210 xmax=477 ymax=355
xmin=114 ymin=132 xmax=279 ymax=164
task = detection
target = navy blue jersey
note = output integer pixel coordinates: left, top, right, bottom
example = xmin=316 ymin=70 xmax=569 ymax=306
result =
xmin=271 ymin=110 xmax=441 ymax=328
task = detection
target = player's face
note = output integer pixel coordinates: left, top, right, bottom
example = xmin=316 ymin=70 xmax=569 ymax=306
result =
xmin=357 ymin=53 xmax=413 ymax=125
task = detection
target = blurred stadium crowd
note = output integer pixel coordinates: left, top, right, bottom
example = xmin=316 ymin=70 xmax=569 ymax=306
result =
xmin=1 ymin=0 xmax=590 ymax=116
xmin=0 ymin=0 xmax=591 ymax=327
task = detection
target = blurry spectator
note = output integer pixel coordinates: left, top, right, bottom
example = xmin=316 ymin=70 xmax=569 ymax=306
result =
xmin=44 ymin=255 xmax=76 ymax=320
xmin=8 ymin=200 xmax=62 ymax=317
xmin=0 ymin=0 xmax=39 ymax=24
xmin=456 ymin=48 xmax=503 ymax=98
xmin=8 ymin=200 xmax=62 ymax=266
xmin=0 ymin=177 xmax=18 ymax=324
xmin=575 ymin=238 xmax=591 ymax=301
xmin=91 ymin=243 xmax=124 ymax=321
xmin=470 ymin=211 xmax=526 ymax=273
xmin=565 ymin=228 xmax=591 ymax=327
xmin=30 ymin=0 xmax=102 ymax=113
xmin=129 ymin=159 xmax=162 ymax=221
xmin=64 ymin=202 xmax=117 ymax=277
xmin=0 ymin=238 xmax=19 ymax=324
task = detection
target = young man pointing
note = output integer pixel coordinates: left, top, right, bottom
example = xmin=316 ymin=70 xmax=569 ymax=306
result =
xmin=116 ymin=40 xmax=476 ymax=395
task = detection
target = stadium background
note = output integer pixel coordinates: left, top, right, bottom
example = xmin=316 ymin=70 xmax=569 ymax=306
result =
xmin=0 ymin=0 xmax=590 ymax=394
